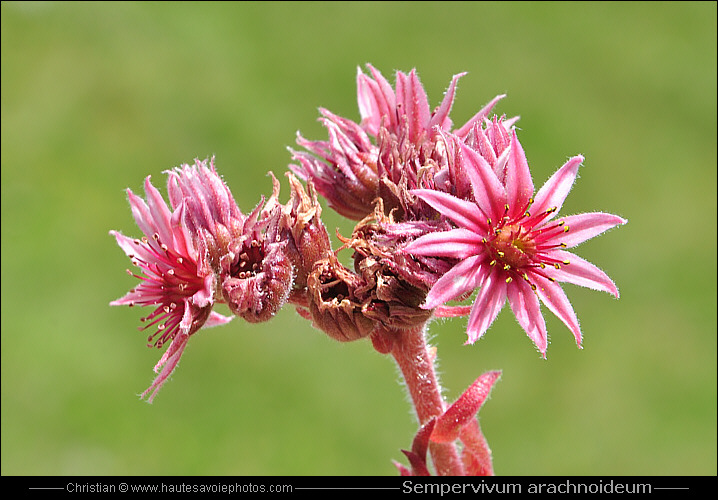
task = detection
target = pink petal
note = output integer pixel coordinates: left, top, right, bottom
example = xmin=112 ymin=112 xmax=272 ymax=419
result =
xmin=455 ymin=94 xmax=506 ymax=138
xmin=205 ymin=311 xmax=234 ymax=328
xmin=170 ymin=201 xmax=196 ymax=260
xmin=423 ymin=254 xmax=487 ymax=309
xmin=127 ymin=186 xmax=157 ymax=245
xmin=505 ymin=132 xmax=534 ymax=220
xmin=466 ymin=267 xmax=507 ymax=344
xmin=434 ymin=305 xmax=472 ymax=317
xmin=531 ymin=155 xmax=583 ymax=221
xmin=395 ymin=69 xmax=431 ymax=143
xmin=402 ymin=228 xmax=483 ymax=259
xmin=141 ymin=334 xmax=190 ymax=403
xmin=429 ymin=72 xmax=467 ymax=131
xmin=143 ymin=176 xmax=175 ymax=247
xmin=530 ymin=273 xmax=582 ymax=348
xmin=457 ymin=140 xmax=508 ymax=222
xmin=411 ymin=189 xmax=488 ymax=233
xmin=108 ymin=230 xmax=161 ymax=273
xmin=191 ymin=273 xmax=215 ymax=308
xmin=542 ymin=250 xmax=620 ymax=298
xmin=556 ymin=212 xmax=628 ymax=248
xmin=506 ymin=278 xmax=548 ymax=356
xmin=361 ymin=64 xmax=397 ymax=134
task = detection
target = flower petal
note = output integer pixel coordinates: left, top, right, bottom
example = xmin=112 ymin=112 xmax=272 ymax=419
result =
xmin=506 ymin=278 xmax=548 ymax=357
xmin=457 ymin=139 xmax=508 ymax=222
xmin=127 ymin=185 xmax=158 ymax=246
xmin=466 ymin=267 xmax=507 ymax=344
xmin=143 ymin=176 xmax=175 ymax=247
xmin=402 ymin=228 xmax=483 ymax=259
xmin=557 ymin=212 xmax=628 ymax=248
xmin=505 ymin=131 xmax=534 ymax=219
xmin=429 ymin=72 xmax=467 ymax=131
xmin=423 ymin=254 xmax=487 ymax=309
xmin=395 ymin=69 xmax=431 ymax=144
xmin=542 ymin=250 xmax=620 ymax=298
xmin=530 ymin=273 xmax=582 ymax=348
xmin=455 ymin=94 xmax=506 ymax=138
xmin=205 ymin=311 xmax=234 ymax=328
xmin=411 ymin=189 xmax=488 ymax=233
xmin=531 ymin=155 xmax=583 ymax=221
xmin=358 ymin=64 xmax=397 ymax=135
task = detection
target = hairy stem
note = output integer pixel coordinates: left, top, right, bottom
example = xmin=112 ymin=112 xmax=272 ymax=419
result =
xmin=390 ymin=324 xmax=464 ymax=476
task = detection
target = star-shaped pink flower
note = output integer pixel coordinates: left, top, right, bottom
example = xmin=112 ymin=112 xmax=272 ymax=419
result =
xmin=402 ymin=132 xmax=626 ymax=357
xmin=110 ymin=166 xmax=233 ymax=402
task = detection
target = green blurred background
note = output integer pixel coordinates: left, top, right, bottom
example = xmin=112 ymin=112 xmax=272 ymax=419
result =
xmin=1 ymin=1 xmax=715 ymax=476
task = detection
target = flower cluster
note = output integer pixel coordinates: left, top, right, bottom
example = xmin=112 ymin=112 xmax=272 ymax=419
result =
xmin=293 ymin=64 xmax=626 ymax=357
xmin=110 ymin=159 xmax=328 ymax=401
xmin=111 ymin=64 xmax=625 ymax=475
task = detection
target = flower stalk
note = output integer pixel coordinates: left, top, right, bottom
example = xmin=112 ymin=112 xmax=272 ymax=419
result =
xmin=387 ymin=324 xmax=464 ymax=475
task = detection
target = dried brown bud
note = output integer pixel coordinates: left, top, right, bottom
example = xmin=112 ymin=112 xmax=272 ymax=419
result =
xmin=305 ymin=255 xmax=374 ymax=342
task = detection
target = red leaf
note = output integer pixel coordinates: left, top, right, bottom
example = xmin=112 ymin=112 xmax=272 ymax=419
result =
xmin=431 ymin=371 xmax=501 ymax=443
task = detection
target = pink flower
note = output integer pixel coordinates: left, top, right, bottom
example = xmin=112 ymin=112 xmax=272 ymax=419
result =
xmin=402 ymin=133 xmax=627 ymax=357
xmin=291 ymin=64 xmax=506 ymax=221
xmin=110 ymin=169 xmax=232 ymax=402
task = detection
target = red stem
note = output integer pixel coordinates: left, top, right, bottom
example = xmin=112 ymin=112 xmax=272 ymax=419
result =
xmin=389 ymin=324 xmax=464 ymax=476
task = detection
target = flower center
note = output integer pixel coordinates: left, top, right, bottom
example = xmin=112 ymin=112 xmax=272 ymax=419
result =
xmin=233 ymin=238 xmax=265 ymax=279
xmin=490 ymin=223 xmax=535 ymax=270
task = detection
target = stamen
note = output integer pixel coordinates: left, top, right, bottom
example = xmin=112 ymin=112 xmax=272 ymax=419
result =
xmin=506 ymin=276 xmax=513 ymax=283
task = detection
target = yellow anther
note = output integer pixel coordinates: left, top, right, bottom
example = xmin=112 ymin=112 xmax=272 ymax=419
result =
xmin=506 ymin=276 xmax=513 ymax=284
